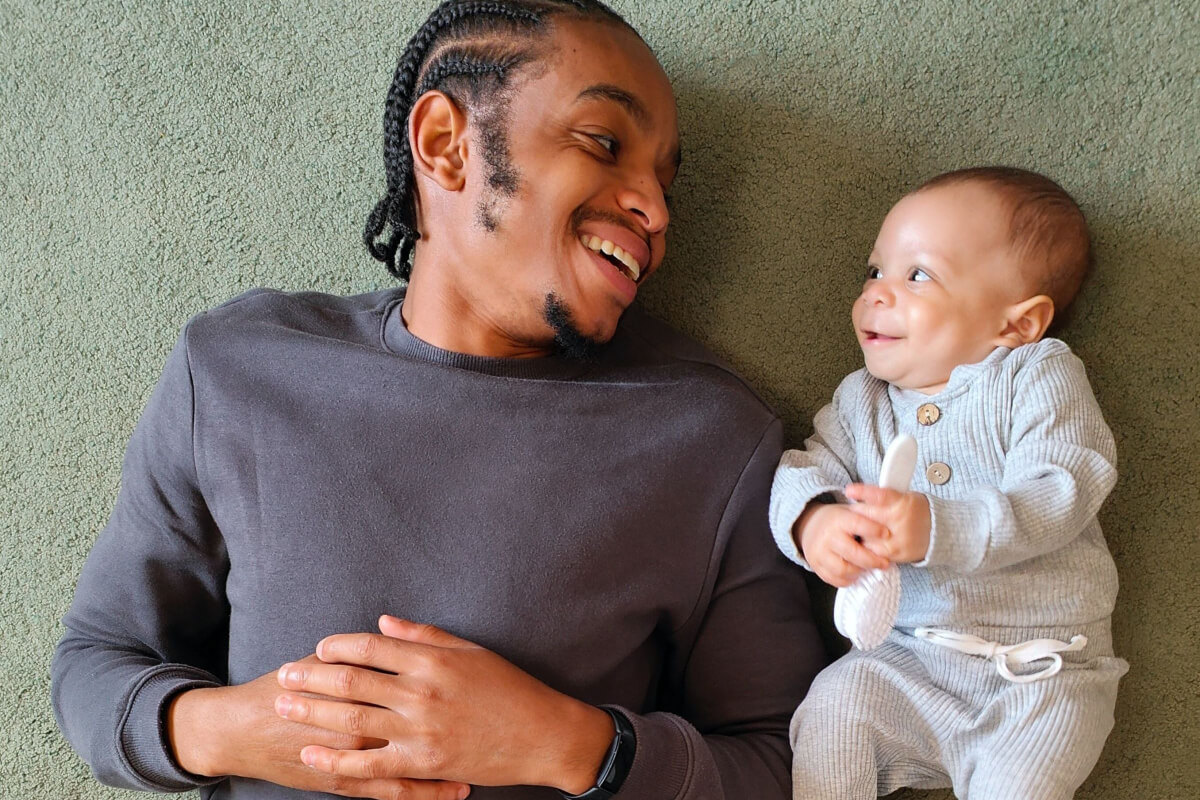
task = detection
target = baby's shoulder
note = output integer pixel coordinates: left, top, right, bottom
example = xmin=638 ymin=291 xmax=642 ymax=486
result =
xmin=1004 ymin=338 xmax=1092 ymax=389
xmin=1010 ymin=337 xmax=1074 ymax=367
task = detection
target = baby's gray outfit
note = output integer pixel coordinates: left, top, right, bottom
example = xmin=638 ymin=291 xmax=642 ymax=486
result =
xmin=771 ymin=340 xmax=1128 ymax=799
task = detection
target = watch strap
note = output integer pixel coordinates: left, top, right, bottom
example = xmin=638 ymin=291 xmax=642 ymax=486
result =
xmin=560 ymin=707 xmax=637 ymax=800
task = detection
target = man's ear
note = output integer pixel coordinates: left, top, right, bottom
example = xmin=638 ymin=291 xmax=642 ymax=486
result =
xmin=409 ymin=91 xmax=468 ymax=191
xmin=998 ymin=294 xmax=1055 ymax=347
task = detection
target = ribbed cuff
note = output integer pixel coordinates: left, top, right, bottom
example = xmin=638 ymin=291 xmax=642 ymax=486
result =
xmin=607 ymin=706 xmax=692 ymax=800
xmin=923 ymin=495 xmax=987 ymax=572
xmin=118 ymin=665 xmax=224 ymax=792
xmin=771 ymin=487 xmax=842 ymax=569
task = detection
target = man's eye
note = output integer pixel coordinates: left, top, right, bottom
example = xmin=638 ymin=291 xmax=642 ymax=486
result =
xmin=908 ymin=267 xmax=930 ymax=282
xmin=591 ymin=134 xmax=619 ymax=157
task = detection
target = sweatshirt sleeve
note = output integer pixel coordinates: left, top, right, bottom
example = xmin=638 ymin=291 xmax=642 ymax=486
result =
xmin=768 ymin=386 xmax=860 ymax=566
xmin=51 ymin=323 xmax=229 ymax=792
xmin=921 ymin=349 xmax=1118 ymax=574
xmin=614 ymin=419 xmax=827 ymax=799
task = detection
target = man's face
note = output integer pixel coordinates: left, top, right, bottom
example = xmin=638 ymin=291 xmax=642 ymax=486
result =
xmin=451 ymin=17 xmax=680 ymax=352
xmin=851 ymin=182 xmax=1030 ymax=394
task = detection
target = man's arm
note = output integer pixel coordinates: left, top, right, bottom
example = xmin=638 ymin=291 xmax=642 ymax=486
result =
xmin=619 ymin=418 xmax=826 ymax=798
xmin=51 ymin=326 xmax=467 ymax=799
xmin=52 ymin=327 xmax=231 ymax=792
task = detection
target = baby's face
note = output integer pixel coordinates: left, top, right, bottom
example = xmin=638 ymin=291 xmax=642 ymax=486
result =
xmin=852 ymin=182 xmax=1031 ymax=394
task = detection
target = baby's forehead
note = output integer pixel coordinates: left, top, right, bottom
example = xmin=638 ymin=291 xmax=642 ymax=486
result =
xmin=911 ymin=181 xmax=1036 ymax=256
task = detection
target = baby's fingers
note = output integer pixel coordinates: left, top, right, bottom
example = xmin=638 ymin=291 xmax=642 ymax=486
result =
xmin=845 ymin=483 xmax=902 ymax=505
xmin=832 ymin=532 xmax=890 ymax=574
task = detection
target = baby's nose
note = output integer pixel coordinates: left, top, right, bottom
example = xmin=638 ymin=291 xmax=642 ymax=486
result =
xmin=862 ymin=282 xmax=894 ymax=305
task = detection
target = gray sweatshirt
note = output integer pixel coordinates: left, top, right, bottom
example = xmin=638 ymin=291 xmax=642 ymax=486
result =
xmin=769 ymin=340 xmax=1120 ymax=648
xmin=52 ymin=288 xmax=825 ymax=799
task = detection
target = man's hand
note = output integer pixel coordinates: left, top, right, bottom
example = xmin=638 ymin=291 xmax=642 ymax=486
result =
xmin=794 ymin=501 xmax=892 ymax=587
xmin=273 ymin=615 xmax=615 ymax=795
xmin=843 ymin=483 xmax=932 ymax=564
xmin=168 ymin=656 xmax=471 ymax=800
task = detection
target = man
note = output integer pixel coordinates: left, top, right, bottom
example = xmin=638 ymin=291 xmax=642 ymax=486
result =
xmin=52 ymin=2 xmax=825 ymax=798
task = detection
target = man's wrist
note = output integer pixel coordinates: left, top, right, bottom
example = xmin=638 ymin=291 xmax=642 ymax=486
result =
xmin=560 ymin=708 xmax=636 ymax=799
xmin=543 ymin=700 xmax=615 ymax=794
xmin=167 ymin=686 xmax=226 ymax=778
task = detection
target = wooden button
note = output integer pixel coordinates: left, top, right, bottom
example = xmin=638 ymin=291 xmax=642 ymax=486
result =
xmin=917 ymin=403 xmax=941 ymax=425
xmin=925 ymin=462 xmax=952 ymax=485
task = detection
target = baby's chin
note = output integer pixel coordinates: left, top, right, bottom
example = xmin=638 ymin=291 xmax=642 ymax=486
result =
xmin=862 ymin=360 xmax=950 ymax=395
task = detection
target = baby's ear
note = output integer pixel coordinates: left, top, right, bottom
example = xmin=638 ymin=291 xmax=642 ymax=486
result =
xmin=1001 ymin=295 xmax=1055 ymax=346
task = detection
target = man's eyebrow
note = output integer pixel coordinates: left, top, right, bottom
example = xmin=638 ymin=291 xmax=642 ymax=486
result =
xmin=577 ymin=83 xmax=682 ymax=173
xmin=576 ymin=83 xmax=649 ymax=128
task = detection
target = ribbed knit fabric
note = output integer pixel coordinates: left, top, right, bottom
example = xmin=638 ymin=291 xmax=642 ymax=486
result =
xmin=769 ymin=339 xmax=1129 ymax=798
xmin=789 ymin=629 xmax=1126 ymax=799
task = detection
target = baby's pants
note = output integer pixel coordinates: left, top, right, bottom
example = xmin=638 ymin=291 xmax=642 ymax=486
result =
xmin=790 ymin=629 xmax=1126 ymax=800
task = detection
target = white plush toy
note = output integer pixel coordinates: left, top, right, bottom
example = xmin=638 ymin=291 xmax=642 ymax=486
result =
xmin=832 ymin=434 xmax=917 ymax=650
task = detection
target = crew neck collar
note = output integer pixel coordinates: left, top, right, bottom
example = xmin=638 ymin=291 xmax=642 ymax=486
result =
xmin=887 ymin=345 xmax=1013 ymax=405
xmin=380 ymin=295 xmax=594 ymax=380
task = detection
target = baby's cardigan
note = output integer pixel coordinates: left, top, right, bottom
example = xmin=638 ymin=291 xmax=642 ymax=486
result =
xmin=770 ymin=339 xmax=1119 ymax=644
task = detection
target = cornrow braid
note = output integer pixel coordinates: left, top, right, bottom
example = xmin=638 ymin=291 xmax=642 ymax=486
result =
xmin=363 ymin=0 xmax=631 ymax=280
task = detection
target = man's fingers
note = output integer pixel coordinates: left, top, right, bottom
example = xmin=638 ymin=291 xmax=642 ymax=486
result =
xmin=275 ymin=693 xmax=400 ymax=739
xmin=301 ymin=745 xmax=466 ymax=789
xmin=278 ymin=659 xmax=398 ymax=706
xmin=379 ymin=615 xmax=473 ymax=650
xmin=321 ymin=770 xmax=471 ymax=800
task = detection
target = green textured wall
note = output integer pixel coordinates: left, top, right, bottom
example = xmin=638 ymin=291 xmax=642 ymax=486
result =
xmin=2 ymin=0 xmax=1197 ymax=797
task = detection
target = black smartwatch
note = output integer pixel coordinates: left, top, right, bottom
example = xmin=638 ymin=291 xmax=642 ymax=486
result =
xmin=561 ymin=707 xmax=637 ymax=799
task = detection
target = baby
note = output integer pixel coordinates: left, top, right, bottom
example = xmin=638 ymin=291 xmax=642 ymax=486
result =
xmin=771 ymin=167 xmax=1128 ymax=800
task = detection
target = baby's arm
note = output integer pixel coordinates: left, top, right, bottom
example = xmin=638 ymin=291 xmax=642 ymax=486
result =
xmin=770 ymin=392 xmax=889 ymax=586
xmin=900 ymin=350 xmax=1115 ymax=574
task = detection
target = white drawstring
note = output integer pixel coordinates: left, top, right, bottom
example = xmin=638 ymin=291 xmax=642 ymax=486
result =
xmin=914 ymin=628 xmax=1088 ymax=684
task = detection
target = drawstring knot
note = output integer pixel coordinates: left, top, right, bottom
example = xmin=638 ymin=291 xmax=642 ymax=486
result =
xmin=915 ymin=628 xmax=1087 ymax=684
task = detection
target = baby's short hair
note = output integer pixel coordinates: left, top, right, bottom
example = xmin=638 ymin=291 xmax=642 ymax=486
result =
xmin=916 ymin=166 xmax=1093 ymax=322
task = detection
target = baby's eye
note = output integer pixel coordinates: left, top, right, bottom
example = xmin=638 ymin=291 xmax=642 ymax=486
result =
xmin=907 ymin=267 xmax=931 ymax=282
xmin=865 ymin=266 xmax=882 ymax=280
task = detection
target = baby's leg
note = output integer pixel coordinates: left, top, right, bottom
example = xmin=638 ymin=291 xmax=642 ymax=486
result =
xmin=958 ymin=656 xmax=1125 ymax=800
xmin=790 ymin=642 xmax=954 ymax=800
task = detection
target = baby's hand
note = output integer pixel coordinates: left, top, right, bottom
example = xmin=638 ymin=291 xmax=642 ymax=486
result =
xmin=794 ymin=502 xmax=891 ymax=587
xmin=842 ymin=484 xmax=931 ymax=564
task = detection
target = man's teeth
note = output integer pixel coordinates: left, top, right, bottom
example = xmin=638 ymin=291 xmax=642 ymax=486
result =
xmin=581 ymin=235 xmax=641 ymax=281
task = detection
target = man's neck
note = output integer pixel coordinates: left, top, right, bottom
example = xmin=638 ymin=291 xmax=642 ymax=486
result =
xmin=402 ymin=264 xmax=554 ymax=359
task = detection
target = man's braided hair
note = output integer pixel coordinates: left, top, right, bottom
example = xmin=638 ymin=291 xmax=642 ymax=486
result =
xmin=364 ymin=0 xmax=632 ymax=281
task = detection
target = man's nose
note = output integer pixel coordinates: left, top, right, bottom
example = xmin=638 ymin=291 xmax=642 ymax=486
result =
xmin=617 ymin=177 xmax=669 ymax=235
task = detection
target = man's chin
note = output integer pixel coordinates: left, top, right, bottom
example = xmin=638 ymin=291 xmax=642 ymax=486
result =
xmin=544 ymin=294 xmax=614 ymax=362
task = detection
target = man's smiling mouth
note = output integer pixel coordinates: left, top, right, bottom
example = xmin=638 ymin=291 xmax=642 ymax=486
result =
xmin=580 ymin=235 xmax=642 ymax=282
